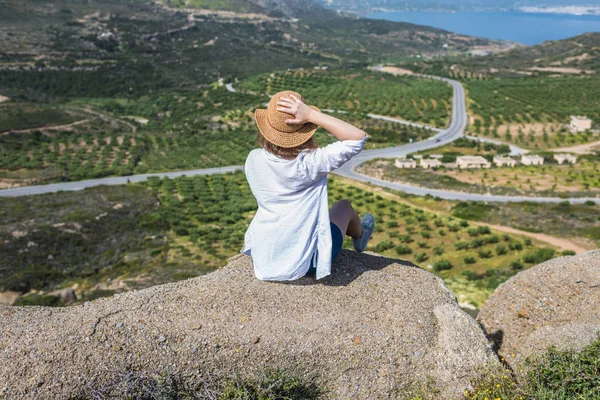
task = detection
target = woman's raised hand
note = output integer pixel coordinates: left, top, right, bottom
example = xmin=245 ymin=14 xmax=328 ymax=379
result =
xmin=276 ymin=94 xmax=314 ymax=125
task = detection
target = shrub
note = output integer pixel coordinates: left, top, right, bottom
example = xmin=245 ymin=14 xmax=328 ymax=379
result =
xmin=524 ymin=238 xmax=532 ymax=246
xmin=510 ymin=260 xmax=523 ymax=270
xmin=467 ymin=339 xmax=600 ymax=399
xmin=433 ymin=260 xmax=453 ymax=271
xmin=470 ymin=238 xmax=484 ymax=249
xmin=420 ymin=231 xmax=431 ymax=239
xmin=509 ymin=241 xmax=523 ymax=251
xmin=400 ymin=234 xmax=413 ymax=243
xmin=495 ymin=244 xmax=508 ymax=255
xmin=418 ymin=241 xmax=429 ymax=249
xmin=374 ymin=240 xmax=394 ymax=253
xmin=482 ymin=235 xmax=499 ymax=244
xmin=386 ymin=220 xmax=399 ymax=228
xmin=455 ymin=241 xmax=470 ymax=251
xmin=523 ymin=248 xmax=555 ymax=264
xmin=433 ymin=246 xmax=444 ymax=255
xmin=464 ymin=256 xmax=476 ymax=264
xmin=448 ymin=224 xmax=460 ymax=232
xmin=415 ymin=252 xmax=428 ymax=263
xmin=562 ymin=250 xmax=576 ymax=256
xmin=394 ymin=245 xmax=412 ymax=255
xmin=478 ymin=249 xmax=492 ymax=259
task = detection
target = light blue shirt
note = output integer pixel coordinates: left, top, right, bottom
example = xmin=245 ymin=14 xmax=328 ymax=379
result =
xmin=243 ymin=137 xmax=367 ymax=280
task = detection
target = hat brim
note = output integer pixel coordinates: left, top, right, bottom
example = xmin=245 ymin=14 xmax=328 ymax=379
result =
xmin=255 ymin=106 xmax=321 ymax=149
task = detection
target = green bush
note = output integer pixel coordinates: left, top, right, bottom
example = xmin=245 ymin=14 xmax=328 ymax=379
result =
xmin=478 ymin=249 xmax=492 ymax=259
xmin=464 ymin=256 xmax=477 ymax=264
xmin=523 ymin=248 xmax=556 ymax=264
xmin=495 ymin=244 xmax=508 ymax=255
xmin=562 ymin=250 xmax=576 ymax=256
xmin=467 ymin=339 xmax=600 ymax=399
xmin=510 ymin=260 xmax=523 ymax=270
xmin=509 ymin=241 xmax=523 ymax=251
xmin=374 ymin=240 xmax=394 ymax=253
xmin=433 ymin=260 xmax=453 ymax=272
xmin=394 ymin=245 xmax=412 ymax=255
xmin=400 ymin=234 xmax=413 ymax=243
xmin=415 ymin=253 xmax=428 ymax=263
xmin=455 ymin=241 xmax=470 ymax=251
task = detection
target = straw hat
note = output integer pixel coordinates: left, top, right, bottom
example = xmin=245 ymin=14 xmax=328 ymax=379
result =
xmin=255 ymin=90 xmax=320 ymax=148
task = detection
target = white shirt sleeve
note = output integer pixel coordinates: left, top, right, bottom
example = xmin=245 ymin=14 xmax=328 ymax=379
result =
xmin=297 ymin=136 xmax=367 ymax=182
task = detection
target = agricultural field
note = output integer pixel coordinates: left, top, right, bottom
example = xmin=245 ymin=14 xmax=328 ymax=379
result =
xmin=357 ymin=138 xmax=600 ymax=198
xmin=1 ymin=172 xmax=562 ymax=311
xmin=465 ymin=76 xmax=600 ymax=149
xmin=239 ymin=69 xmax=454 ymax=128
xmin=0 ymin=71 xmax=440 ymax=187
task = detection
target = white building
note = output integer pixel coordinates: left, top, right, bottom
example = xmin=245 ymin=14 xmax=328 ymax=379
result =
xmin=554 ymin=153 xmax=577 ymax=165
xmin=456 ymin=156 xmax=491 ymax=169
xmin=570 ymin=116 xmax=592 ymax=133
xmin=493 ymin=155 xmax=517 ymax=167
xmin=420 ymin=158 xmax=442 ymax=169
xmin=521 ymin=155 xmax=544 ymax=166
xmin=395 ymin=158 xmax=417 ymax=169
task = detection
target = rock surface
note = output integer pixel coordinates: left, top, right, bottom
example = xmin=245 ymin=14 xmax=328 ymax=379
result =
xmin=478 ymin=250 xmax=600 ymax=369
xmin=0 ymin=250 xmax=498 ymax=399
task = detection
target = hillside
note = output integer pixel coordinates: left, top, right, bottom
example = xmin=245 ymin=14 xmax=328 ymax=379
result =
xmin=0 ymin=0 xmax=504 ymax=102
xmin=318 ymin=0 xmax=600 ymax=14
xmin=400 ymin=32 xmax=600 ymax=77
xmin=162 ymin=0 xmax=336 ymax=18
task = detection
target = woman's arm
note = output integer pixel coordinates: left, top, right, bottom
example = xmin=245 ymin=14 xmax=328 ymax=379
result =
xmin=277 ymin=94 xmax=367 ymax=141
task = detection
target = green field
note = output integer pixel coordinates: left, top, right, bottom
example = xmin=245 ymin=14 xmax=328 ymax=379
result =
xmin=467 ymin=76 xmax=600 ymax=128
xmin=2 ymin=173 xmax=562 ymax=310
xmin=0 ymin=72 xmax=440 ymax=186
xmin=239 ymin=69 xmax=453 ymax=128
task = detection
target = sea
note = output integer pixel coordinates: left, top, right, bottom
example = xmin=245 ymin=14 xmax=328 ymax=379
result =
xmin=362 ymin=11 xmax=600 ymax=45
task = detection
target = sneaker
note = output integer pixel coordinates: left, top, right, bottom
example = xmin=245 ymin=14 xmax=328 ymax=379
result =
xmin=353 ymin=214 xmax=375 ymax=253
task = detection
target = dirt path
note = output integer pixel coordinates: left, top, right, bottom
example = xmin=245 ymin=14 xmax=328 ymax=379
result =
xmin=479 ymin=224 xmax=591 ymax=254
xmin=336 ymin=176 xmax=593 ymax=254
xmin=1 ymin=106 xmax=137 ymax=135
xmin=0 ymin=118 xmax=92 ymax=135
xmin=551 ymin=140 xmax=600 ymax=154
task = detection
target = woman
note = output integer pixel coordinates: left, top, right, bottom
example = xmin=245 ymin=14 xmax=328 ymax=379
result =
xmin=243 ymin=90 xmax=375 ymax=281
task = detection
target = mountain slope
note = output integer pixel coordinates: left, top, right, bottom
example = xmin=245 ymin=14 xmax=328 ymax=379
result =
xmin=0 ymin=0 xmax=505 ymax=100
xmin=395 ymin=32 xmax=600 ymax=77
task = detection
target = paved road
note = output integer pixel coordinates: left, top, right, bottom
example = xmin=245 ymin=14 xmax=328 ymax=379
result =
xmin=0 ymin=166 xmax=243 ymax=198
xmin=1 ymin=74 xmax=598 ymax=204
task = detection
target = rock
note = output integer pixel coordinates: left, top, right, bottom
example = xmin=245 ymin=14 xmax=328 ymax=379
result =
xmin=478 ymin=250 xmax=600 ymax=369
xmin=59 ymin=288 xmax=77 ymax=305
xmin=0 ymin=251 xmax=498 ymax=399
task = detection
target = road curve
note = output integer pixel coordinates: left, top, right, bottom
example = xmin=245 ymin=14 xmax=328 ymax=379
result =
xmin=1 ymin=74 xmax=598 ymax=204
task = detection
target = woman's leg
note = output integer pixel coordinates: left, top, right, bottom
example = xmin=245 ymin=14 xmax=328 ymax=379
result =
xmin=329 ymin=199 xmax=362 ymax=239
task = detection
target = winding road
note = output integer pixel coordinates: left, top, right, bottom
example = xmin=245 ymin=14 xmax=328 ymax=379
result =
xmin=1 ymin=73 xmax=598 ymax=204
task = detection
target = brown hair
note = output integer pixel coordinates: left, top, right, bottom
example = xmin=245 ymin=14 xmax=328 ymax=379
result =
xmin=257 ymin=131 xmax=318 ymax=160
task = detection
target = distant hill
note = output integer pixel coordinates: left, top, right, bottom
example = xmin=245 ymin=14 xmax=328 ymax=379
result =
xmin=394 ymin=32 xmax=600 ymax=78
xmin=0 ymin=0 xmax=506 ymax=100
xmin=462 ymin=32 xmax=600 ymax=76
xmin=163 ymin=0 xmax=336 ymax=18
xmin=318 ymin=0 xmax=600 ymax=14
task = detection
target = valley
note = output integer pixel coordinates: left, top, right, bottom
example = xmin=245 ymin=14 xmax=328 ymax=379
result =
xmin=0 ymin=0 xmax=598 ymax=315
